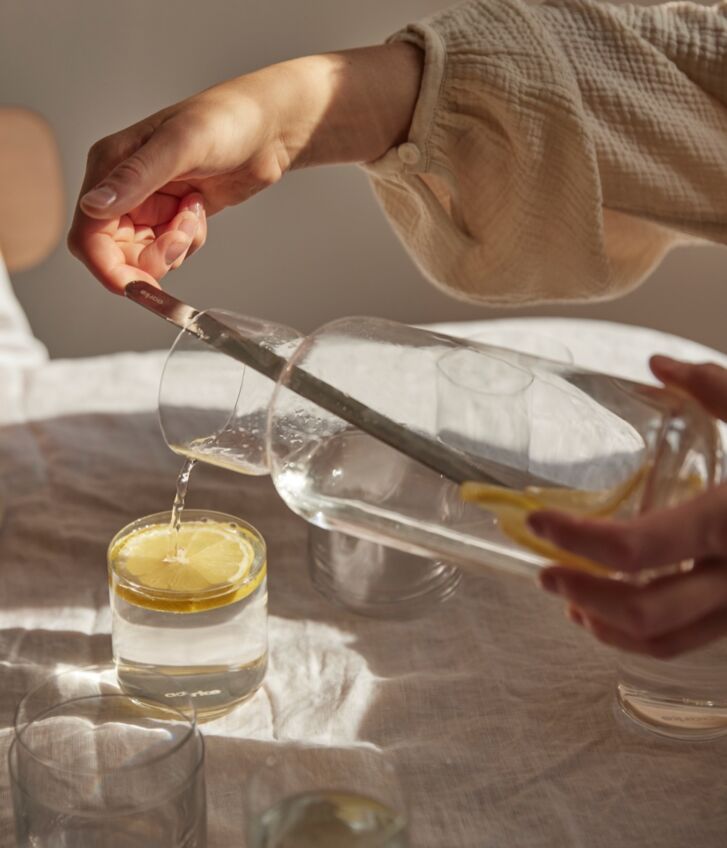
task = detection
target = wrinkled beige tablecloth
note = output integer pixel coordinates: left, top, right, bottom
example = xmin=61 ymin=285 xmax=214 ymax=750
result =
xmin=2 ymin=260 xmax=727 ymax=847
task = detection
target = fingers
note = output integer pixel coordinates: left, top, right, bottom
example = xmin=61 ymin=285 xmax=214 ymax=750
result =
xmin=565 ymin=597 xmax=727 ymax=659
xmin=79 ymin=231 xmax=158 ymax=293
xmin=528 ymin=484 xmax=727 ymax=572
xmin=80 ymin=118 xmax=192 ymax=220
xmin=136 ymin=227 xmax=193 ymax=281
xmin=651 ymin=355 xmax=727 ymax=422
xmin=183 ymin=197 xmax=207 ymax=261
xmin=135 ymin=199 xmax=204 ymax=282
xmin=124 ymin=192 xmax=181 ymax=227
xmin=541 ymin=560 xmax=727 ymax=646
xmin=167 ymin=193 xmax=207 ymax=267
xmin=69 ymin=193 xmax=205 ymax=294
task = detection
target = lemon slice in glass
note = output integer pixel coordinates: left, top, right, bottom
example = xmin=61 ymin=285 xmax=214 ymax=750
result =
xmin=110 ymin=520 xmax=265 ymax=613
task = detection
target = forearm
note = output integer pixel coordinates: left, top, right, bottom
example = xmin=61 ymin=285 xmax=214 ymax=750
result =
xmin=268 ymin=44 xmax=424 ymax=169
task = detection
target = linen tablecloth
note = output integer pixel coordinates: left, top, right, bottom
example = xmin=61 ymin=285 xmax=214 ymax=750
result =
xmin=2 ymin=263 xmax=727 ymax=846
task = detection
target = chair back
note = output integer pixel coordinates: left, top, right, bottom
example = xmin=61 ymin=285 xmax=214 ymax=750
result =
xmin=0 ymin=107 xmax=64 ymax=272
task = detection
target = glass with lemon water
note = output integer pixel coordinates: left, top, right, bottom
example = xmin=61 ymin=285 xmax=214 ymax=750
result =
xmin=108 ymin=492 xmax=267 ymax=718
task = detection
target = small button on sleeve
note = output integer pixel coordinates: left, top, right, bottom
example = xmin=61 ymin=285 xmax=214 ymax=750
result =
xmin=397 ymin=142 xmax=422 ymax=167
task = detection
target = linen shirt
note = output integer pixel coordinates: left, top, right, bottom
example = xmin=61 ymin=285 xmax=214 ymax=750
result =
xmin=367 ymin=0 xmax=727 ymax=304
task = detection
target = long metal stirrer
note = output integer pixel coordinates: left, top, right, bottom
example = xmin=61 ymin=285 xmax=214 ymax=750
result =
xmin=125 ymin=280 xmax=527 ymax=488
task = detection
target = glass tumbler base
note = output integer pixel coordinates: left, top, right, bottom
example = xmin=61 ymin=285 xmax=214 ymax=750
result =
xmin=116 ymin=656 xmax=267 ymax=722
xmin=308 ymin=526 xmax=461 ymax=619
xmin=616 ymin=682 xmax=727 ymax=741
xmin=616 ymin=643 xmax=727 ymax=741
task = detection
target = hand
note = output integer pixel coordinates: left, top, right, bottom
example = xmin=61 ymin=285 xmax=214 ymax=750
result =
xmin=529 ymin=355 xmax=727 ymax=658
xmin=67 ymin=44 xmax=423 ymax=294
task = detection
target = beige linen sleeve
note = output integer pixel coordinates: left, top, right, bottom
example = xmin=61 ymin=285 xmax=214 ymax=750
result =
xmin=365 ymin=0 xmax=727 ymax=305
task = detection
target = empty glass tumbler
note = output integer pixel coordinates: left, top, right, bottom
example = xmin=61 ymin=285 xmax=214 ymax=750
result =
xmin=245 ymin=745 xmax=408 ymax=847
xmin=10 ymin=665 xmax=206 ymax=847
xmin=466 ymin=326 xmax=574 ymax=365
xmin=308 ymin=524 xmax=461 ymax=618
xmin=159 ymin=312 xmax=722 ymax=578
xmin=616 ymin=638 xmax=727 ymax=741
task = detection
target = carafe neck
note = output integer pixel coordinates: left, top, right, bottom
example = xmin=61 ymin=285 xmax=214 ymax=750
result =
xmin=159 ymin=310 xmax=304 ymax=475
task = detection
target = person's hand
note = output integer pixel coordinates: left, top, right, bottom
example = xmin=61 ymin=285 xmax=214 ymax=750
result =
xmin=67 ymin=71 xmax=291 ymax=293
xmin=68 ymin=44 xmax=423 ymax=294
xmin=529 ymin=355 xmax=727 ymax=658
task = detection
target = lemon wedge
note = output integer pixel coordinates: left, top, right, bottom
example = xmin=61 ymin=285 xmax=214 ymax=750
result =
xmin=460 ymin=465 xmax=651 ymax=576
xmin=110 ymin=521 xmax=265 ymax=613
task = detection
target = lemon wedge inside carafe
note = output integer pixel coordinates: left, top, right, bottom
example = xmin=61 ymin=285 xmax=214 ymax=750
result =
xmin=460 ymin=465 xmax=650 ymax=576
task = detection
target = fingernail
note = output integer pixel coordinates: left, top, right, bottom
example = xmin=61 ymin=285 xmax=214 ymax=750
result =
xmin=539 ymin=572 xmax=559 ymax=593
xmin=165 ymin=241 xmax=188 ymax=264
xmin=191 ymin=201 xmax=204 ymax=218
xmin=178 ymin=216 xmax=198 ymax=238
xmin=82 ymin=185 xmax=117 ymax=209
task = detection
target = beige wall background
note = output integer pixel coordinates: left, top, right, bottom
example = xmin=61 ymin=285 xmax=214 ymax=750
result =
xmin=2 ymin=0 xmax=725 ymax=359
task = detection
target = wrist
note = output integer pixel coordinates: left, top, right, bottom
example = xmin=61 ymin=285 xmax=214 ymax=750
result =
xmin=275 ymin=43 xmax=424 ymax=169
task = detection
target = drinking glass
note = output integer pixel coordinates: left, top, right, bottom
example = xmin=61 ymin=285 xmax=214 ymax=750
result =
xmin=467 ymin=326 xmax=574 ymax=365
xmin=306 ymin=332 xmax=563 ymax=619
xmin=109 ymin=509 xmax=268 ymax=719
xmin=245 ymin=745 xmax=408 ymax=847
xmin=10 ymin=665 xmax=206 ymax=847
xmin=306 ymin=344 xmax=531 ymax=618
xmin=308 ymin=524 xmax=461 ymax=619
xmin=436 ymin=346 xmax=534 ymax=476
xmin=616 ymin=642 xmax=727 ymax=740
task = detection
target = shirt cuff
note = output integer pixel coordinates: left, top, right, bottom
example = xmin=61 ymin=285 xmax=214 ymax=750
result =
xmin=362 ymin=23 xmax=446 ymax=177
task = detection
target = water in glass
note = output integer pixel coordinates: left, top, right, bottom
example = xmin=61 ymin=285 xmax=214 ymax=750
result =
xmin=109 ymin=467 xmax=268 ymax=718
xmin=249 ymin=790 xmax=408 ymax=848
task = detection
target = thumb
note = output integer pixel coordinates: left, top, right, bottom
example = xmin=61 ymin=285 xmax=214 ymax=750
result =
xmin=80 ymin=121 xmax=187 ymax=218
xmin=650 ymin=355 xmax=727 ymax=422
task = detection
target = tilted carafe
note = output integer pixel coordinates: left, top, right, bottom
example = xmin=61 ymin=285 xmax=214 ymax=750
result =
xmin=127 ymin=282 xmax=722 ymax=579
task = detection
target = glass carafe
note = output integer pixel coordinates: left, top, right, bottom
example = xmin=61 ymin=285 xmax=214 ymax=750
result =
xmin=159 ymin=311 xmax=722 ymax=579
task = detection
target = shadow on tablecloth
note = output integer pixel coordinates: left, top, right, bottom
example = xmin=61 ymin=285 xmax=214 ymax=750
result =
xmin=2 ymin=411 xmax=727 ymax=848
